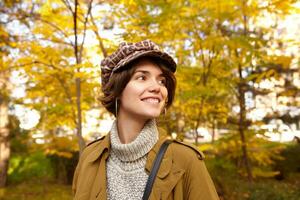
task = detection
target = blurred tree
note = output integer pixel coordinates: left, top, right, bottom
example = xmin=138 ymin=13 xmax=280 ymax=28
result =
xmin=0 ymin=34 xmax=11 ymax=187
xmin=0 ymin=0 xmax=18 ymax=187
xmin=0 ymin=0 xmax=115 ymax=183
xmin=12 ymin=0 xmax=114 ymax=155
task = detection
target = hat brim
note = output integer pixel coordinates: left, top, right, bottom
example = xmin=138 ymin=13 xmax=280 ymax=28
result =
xmin=112 ymin=50 xmax=176 ymax=73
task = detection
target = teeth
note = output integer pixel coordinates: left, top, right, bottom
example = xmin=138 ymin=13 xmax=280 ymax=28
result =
xmin=143 ymin=98 xmax=159 ymax=103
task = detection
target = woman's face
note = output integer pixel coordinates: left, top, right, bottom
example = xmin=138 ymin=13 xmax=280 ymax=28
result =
xmin=118 ymin=59 xmax=168 ymax=121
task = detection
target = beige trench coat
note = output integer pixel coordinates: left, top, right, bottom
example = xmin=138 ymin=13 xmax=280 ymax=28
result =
xmin=72 ymin=134 xmax=219 ymax=200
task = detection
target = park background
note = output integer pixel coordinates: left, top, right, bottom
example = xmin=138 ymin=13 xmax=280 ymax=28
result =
xmin=1 ymin=0 xmax=300 ymax=199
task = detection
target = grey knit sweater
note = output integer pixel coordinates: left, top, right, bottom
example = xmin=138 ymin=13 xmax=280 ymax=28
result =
xmin=106 ymin=119 xmax=159 ymax=200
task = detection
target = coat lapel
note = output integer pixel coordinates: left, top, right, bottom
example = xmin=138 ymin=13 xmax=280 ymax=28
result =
xmin=88 ymin=135 xmax=110 ymax=200
xmin=86 ymin=135 xmax=110 ymax=163
xmin=146 ymin=138 xmax=185 ymax=200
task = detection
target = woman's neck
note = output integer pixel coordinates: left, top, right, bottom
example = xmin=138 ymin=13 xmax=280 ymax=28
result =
xmin=116 ymin=113 xmax=148 ymax=144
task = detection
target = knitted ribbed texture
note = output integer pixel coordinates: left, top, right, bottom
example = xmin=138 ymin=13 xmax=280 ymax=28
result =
xmin=106 ymin=119 xmax=159 ymax=200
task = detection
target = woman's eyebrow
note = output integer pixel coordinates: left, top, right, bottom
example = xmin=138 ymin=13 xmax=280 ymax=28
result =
xmin=134 ymin=70 xmax=165 ymax=77
xmin=134 ymin=70 xmax=149 ymax=74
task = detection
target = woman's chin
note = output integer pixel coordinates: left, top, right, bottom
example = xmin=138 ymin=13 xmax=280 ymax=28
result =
xmin=138 ymin=111 xmax=161 ymax=120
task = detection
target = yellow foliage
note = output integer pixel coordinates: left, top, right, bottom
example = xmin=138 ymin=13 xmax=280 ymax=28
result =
xmin=44 ymin=136 xmax=79 ymax=158
xmin=198 ymin=143 xmax=215 ymax=153
xmin=252 ymin=167 xmax=280 ymax=178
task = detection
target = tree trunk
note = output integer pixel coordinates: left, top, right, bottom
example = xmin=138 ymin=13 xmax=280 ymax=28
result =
xmin=211 ymin=119 xmax=215 ymax=144
xmin=194 ymin=128 xmax=199 ymax=146
xmin=238 ymin=64 xmax=253 ymax=182
xmin=73 ymin=0 xmax=86 ymax=154
xmin=0 ymin=97 xmax=10 ymax=187
xmin=238 ymin=0 xmax=253 ymax=182
xmin=75 ymin=77 xmax=85 ymax=153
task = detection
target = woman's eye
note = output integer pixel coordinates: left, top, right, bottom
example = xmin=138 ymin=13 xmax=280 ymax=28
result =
xmin=137 ymin=75 xmax=145 ymax=80
xmin=159 ymin=79 xmax=166 ymax=85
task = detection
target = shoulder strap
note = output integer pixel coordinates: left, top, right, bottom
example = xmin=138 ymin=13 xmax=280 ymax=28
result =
xmin=142 ymin=140 xmax=172 ymax=200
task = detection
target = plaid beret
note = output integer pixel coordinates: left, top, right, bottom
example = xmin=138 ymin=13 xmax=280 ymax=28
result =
xmin=100 ymin=39 xmax=176 ymax=90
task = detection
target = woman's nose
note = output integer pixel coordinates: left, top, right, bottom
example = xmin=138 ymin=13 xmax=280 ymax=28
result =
xmin=148 ymin=80 xmax=161 ymax=93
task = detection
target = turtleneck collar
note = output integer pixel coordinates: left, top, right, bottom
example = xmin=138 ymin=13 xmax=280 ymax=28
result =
xmin=109 ymin=119 xmax=159 ymax=162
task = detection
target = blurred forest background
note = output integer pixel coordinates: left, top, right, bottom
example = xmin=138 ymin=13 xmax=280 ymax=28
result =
xmin=1 ymin=0 xmax=300 ymax=199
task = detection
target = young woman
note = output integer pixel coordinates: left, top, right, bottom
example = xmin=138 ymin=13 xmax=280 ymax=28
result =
xmin=72 ymin=40 xmax=219 ymax=200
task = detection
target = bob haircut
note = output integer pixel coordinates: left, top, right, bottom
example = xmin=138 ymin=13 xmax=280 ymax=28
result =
xmin=100 ymin=56 xmax=176 ymax=116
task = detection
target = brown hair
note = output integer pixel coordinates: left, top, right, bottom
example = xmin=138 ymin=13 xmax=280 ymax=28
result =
xmin=100 ymin=57 xmax=176 ymax=116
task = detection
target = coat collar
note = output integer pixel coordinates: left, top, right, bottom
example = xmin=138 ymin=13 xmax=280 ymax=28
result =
xmin=86 ymin=134 xmax=180 ymax=178
xmin=87 ymin=134 xmax=110 ymax=163
xmin=85 ymin=134 xmax=185 ymax=200
xmin=86 ymin=134 xmax=175 ymax=178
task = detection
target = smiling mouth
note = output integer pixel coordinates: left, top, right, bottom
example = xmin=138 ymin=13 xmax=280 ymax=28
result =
xmin=141 ymin=98 xmax=160 ymax=104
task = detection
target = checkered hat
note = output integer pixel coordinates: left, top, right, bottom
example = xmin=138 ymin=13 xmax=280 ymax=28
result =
xmin=100 ymin=39 xmax=176 ymax=89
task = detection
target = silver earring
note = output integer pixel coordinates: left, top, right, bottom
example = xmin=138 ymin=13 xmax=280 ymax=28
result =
xmin=115 ymin=99 xmax=118 ymax=118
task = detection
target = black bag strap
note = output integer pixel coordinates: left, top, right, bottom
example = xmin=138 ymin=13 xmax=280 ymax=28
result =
xmin=142 ymin=140 xmax=172 ymax=200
